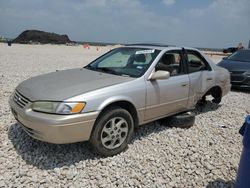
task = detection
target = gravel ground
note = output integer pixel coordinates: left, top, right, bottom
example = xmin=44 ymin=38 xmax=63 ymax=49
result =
xmin=0 ymin=44 xmax=250 ymax=188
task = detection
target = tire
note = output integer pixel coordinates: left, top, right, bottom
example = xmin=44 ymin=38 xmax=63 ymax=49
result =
xmin=89 ymin=107 xmax=134 ymax=156
xmin=165 ymin=111 xmax=195 ymax=129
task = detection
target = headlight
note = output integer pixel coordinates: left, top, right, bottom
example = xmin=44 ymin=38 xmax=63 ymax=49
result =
xmin=32 ymin=101 xmax=86 ymax=114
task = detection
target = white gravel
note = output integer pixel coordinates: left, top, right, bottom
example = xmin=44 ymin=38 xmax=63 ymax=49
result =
xmin=0 ymin=43 xmax=250 ymax=188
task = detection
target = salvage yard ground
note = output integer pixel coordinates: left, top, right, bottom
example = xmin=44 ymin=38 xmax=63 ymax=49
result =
xmin=0 ymin=43 xmax=249 ymax=187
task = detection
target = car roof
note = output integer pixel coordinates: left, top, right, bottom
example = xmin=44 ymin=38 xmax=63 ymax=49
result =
xmin=126 ymin=43 xmax=175 ymax=48
xmin=125 ymin=43 xmax=198 ymax=51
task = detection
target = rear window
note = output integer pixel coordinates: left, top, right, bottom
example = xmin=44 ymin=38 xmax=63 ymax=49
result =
xmin=228 ymin=50 xmax=250 ymax=62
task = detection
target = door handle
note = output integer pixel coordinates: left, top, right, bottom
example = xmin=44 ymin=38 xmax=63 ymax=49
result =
xmin=207 ymin=78 xmax=213 ymax=81
xmin=181 ymin=83 xmax=189 ymax=87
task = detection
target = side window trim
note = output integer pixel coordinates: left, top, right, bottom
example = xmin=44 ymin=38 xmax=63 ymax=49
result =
xmin=186 ymin=50 xmax=212 ymax=74
xmin=155 ymin=50 xmax=186 ymax=77
xmin=181 ymin=48 xmax=188 ymax=74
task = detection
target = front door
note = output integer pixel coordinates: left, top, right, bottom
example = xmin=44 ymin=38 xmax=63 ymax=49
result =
xmin=145 ymin=50 xmax=189 ymax=121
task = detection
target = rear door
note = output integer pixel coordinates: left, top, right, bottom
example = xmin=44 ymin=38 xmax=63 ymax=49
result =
xmin=184 ymin=49 xmax=215 ymax=106
xmin=145 ymin=50 xmax=190 ymax=121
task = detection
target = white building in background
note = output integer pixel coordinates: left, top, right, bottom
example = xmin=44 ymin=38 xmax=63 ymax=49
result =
xmin=0 ymin=36 xmax=5 ymax=41
xmin=0 ymin=36 xmax=7 ymax=42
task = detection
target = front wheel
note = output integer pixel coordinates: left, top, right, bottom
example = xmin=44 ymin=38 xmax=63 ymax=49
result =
xmin=89 ymin=107 xmax=134 ymax=156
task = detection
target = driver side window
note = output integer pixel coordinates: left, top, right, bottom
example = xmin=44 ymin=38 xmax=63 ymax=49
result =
xmin=155 ymin=51 xmax=183 ymax=76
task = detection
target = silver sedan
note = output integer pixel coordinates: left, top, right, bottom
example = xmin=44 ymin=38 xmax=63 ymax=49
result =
xmin=9 ymin=44 xmax=231 ymax=156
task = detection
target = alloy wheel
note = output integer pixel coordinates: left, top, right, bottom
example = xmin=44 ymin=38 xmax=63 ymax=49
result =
xmin=101 ymin=117 xmax=129 ymax=149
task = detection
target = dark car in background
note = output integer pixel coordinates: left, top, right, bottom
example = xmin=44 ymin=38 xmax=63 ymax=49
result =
xmin=223 ymin=47 xmax=237 ymax=54
xmin=218 ymin=49 xmax=250 ymax=90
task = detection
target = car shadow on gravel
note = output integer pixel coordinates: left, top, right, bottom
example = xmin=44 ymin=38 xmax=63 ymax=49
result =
xmin=8 ymin=123 xmax=99 ymax=170
xmin=206 ymin=178 xmax=234 ymax=188
xmin=194 ymin=101 xmax=222 ymax=115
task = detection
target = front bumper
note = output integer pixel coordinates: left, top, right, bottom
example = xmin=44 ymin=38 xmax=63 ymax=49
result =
xmin=230 ymin=73 xmax=250 ymax=90
xmin=231 ymin=84 xmax=250 ymax=90
xmin=9 ymin=95 xmax=99 ymax=144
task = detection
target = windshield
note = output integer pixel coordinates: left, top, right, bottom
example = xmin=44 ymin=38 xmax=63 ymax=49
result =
xmin=85 ymin=47 xmax=160 ymax=77
xmin=227 ymin=50 xmax=250 ymax=62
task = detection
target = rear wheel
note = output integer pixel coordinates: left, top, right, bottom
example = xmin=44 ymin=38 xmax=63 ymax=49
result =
xmin=90 ymin=107 xmax=134 ymax=156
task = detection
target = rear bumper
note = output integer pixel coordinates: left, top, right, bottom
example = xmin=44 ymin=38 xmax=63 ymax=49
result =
xmin=9 ymin=95 xmax=99 ymax=144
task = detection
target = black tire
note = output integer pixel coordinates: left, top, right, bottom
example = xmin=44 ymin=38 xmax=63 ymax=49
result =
xmin=89 ymin=107 xmax=134 ymax=156
xmin=165 ymin=111 xmax=195 ymax=129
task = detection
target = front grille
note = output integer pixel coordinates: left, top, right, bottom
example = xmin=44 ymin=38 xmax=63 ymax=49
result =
xmin=13 ymin=91 xmax=29 ymax=108
xmin=231 ymin=75 xmax=245 ymax=82
xmin=230 ymin=71 xmax=246 ymax=82
xmin=230 ymin=71 xmax=245 ymax=74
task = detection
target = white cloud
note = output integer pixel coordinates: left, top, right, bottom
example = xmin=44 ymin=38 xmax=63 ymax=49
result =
xmin=184 ymin=0 xmax=250 ymax=47
xmin=188 ymin=0 xmax=250 ymax=22
xmin=0 ymin=0 xmax=181 ymax=44
xmin=163 ymin=0 xmax=175 ymax=6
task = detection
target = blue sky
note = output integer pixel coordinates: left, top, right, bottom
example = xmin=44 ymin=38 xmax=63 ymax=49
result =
xmin=0 ymin=0 xmax=249 ymax=48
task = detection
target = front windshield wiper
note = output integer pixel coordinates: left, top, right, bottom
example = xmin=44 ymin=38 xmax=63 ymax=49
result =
xmin=85 ymin=65 xmax=120 ymax=75
xmin=95 ymin=67 xmax=119 ymax=75
xmin=84 ymin=64 xmax=93 ymax=70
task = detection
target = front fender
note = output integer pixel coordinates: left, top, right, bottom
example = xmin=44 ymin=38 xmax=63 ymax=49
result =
xmin=97 ymin=95 xmax=136 ymax=111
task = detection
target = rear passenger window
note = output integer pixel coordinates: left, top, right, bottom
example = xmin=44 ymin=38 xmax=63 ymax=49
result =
xmin=187 ymin=51 xmax=211 ymax=73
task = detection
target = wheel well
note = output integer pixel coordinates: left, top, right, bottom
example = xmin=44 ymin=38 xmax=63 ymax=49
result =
xmin=206 ymin=86 xmax=222 ymax=98
xmin=99 ymin=101 xmax=139 ymax=127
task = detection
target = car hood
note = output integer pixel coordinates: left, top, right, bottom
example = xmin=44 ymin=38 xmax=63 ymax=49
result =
xmin=218 ymin=59 xmax=250 ymax=71
xmin=16 ymin=68 xmax=134 ymax=101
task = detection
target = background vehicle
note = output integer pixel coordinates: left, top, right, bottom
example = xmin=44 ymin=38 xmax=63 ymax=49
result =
xmin=223 ymin=47 xmax=237 ymax=54
xmin=9 ymin=44 xmax=231 ymax=156
xmin=218 ymin=49 xmax=250 ymax=90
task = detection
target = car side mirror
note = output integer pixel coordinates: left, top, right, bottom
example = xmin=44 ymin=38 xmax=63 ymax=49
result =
xmin=150 ymin=71 xmax=170 ymax=80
